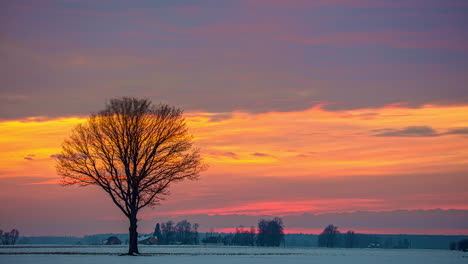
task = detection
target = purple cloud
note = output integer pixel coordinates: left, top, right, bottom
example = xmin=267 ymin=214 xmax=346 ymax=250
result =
xmin=373 ymin=126 xmax=439 ymax=137
xmin=23 ymin=154 xmax=35 ymax=160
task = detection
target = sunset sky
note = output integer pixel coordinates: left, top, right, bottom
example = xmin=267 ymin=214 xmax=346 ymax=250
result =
xmin=1 ymin=0 xmax=467 ymax=236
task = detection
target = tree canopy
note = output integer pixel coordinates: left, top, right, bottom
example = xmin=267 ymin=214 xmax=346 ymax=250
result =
xmin=256 ymin=218 xmax=284 ymax=247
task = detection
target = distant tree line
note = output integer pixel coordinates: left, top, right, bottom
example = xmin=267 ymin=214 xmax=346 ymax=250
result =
xmin=218 ymin=226 xmax=256 ymax=246
xmin=318 ymin=225 xmax=411 ymax=249
xmin=154 ymin=220 xmax=199 ymax=245
xmin=0 ymin=229 xmax=19 ymax=245
xmin=450 ymin=239 xmax=468 ymax=251
xmin=202 ymin=218 xmax=285 ymax=247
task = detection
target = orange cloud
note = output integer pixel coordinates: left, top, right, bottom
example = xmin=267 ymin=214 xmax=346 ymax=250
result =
xmin=0 ymin=104 xmax=467 ymax=216
xmin=2 ymin=104 xmax=467 ymax=179
xmin=0 ymin=117 xmax=85 ymax=178
xmin=186 ymin=104 xmax=468 ymax=178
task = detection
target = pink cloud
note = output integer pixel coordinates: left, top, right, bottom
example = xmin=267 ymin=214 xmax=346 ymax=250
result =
xmin=143 ymin=199 xmax=385 ymax=217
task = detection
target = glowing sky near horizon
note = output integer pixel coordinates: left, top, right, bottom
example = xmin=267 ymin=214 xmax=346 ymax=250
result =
xmin=1 ymin=0 xmax=468 ymax=236
xmin=1 ymin=104 xmax=467 ymax=235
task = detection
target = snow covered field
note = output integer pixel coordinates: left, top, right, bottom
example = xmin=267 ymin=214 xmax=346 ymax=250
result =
xmin=1 ymin=245 xmax=466 ymax=264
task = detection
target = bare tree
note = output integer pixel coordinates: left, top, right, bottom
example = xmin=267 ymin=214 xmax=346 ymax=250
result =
xmin=345 ymin=230 xmax=356 ymax=248
xmin=318 ymin=224 xmax=340 ymax=248
xmin=55 ymin=97 xmax=206 ymax=255
xmin=0 ymin=229 xmax=19 ymax=245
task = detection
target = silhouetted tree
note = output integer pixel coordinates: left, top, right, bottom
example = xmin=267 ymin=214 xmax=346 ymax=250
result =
xmin=458 ymin=239 xmax=468 ymax=251
xmin=345 ymin=230 xmax=356 ymax=248
xmin=154 ymin=223 xmax=161 ymax=241
xmin=157 ymin=220 xmax=199 ymax=245
xmin=249 ymin=226 xmax=256 ymax=246
xmin=449 ymin=241 xmax=457 ymax=250
xmin=193 ymin=223 xmax=199 ymax=245
xmin=55 ymin=97 xmax=206 ymax=255
xmin=175 ymin=220 xmax=199 ymax=244
xmin=175 ymin=220 xmax=190 ymax=244
xmin=231 ymin=226 xmax=255 ymax=246
xmin=257 ymin=218 xmax=284 ymax=247
xmin=160 ymin=221 xmax=176 ymax=244
xmin=0 ymin=229 xmax=19 ymax=245
xmin=318 ymin=225 xmax=339 ymax=248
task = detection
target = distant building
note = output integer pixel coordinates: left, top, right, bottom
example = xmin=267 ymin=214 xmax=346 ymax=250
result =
xmin=101 ymin=236 xmax=122 ymax=245
xmin=138 ymin=235 xmax=158 ymax=245
xmin=368 ymin=242 xmax=380 ymax=248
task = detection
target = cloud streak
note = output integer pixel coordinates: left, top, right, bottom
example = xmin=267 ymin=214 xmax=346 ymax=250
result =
xmin=23 ymin=154 xmax=35 ymax=160
xmin=373 ymin=126 xmax=468 ymax=137
xmin=373 ymin=126 xmax=439 ymax=137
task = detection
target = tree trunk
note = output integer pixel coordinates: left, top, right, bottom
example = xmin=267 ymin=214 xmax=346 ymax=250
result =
xmin=128 ymin=214 xmax=140 ymax=255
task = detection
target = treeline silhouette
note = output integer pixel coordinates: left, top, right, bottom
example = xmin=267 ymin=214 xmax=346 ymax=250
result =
xmin=317 ymin=224 xmax=411 ymax=249
xmin=10 ymin=221 xmax=465 ymax=250
xmin=207 ymin=226 xmax=257 ymax=246
xmin=202 ymin=218 xmax=285 ymax=246
xmin=0 ymin=229 xmax=19 ymax=245
xmin=150 ymin=221 xmax=415 ymax=248
xmin=154 ymin=220 xmax=199 ymax=245
xmin=202 ymin=226 xmax=256 ymax=246
xmin=450 ymin=239 xmax=468 ymax=251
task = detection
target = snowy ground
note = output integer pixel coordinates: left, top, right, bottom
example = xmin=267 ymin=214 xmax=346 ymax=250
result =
xmin=0 ymin=245 xmax=466 ymax=264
